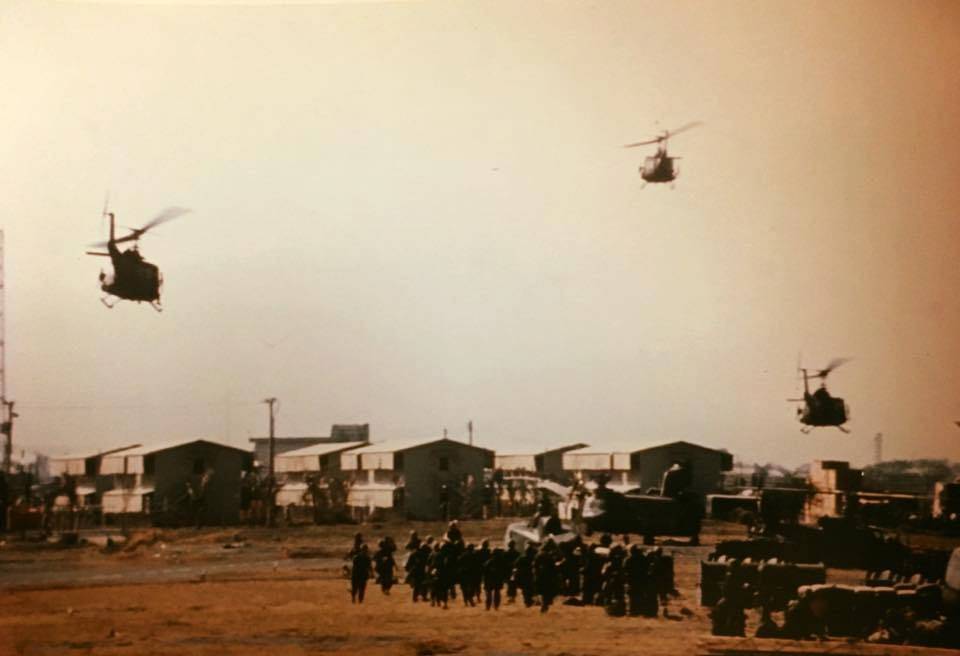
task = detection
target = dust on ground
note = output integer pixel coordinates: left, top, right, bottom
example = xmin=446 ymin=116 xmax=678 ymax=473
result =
xmin=0 ymin=520 xmax=955 ymax=656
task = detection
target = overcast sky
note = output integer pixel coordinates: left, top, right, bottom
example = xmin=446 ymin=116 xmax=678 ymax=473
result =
xmin=1 ymin=0 xmax=958 ymax=467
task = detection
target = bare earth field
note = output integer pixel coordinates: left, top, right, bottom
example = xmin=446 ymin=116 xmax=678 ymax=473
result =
xmin=0 ymin=519 xmax=956 ymax=656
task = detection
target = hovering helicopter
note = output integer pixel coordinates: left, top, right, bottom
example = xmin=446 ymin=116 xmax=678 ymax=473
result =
xmin=623 ymin=121 xmax=701 ymax=187
xmin=788 ymin=358 xmax=851 ymax=433
xmin=85 ymin=205 xmax=189 ymax=311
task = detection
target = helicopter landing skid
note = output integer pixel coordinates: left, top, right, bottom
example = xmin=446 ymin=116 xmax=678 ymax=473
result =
xmin=837 ymin=425 xmax=850 ymax=434
xmin=100 ymin=296 xmax=117 ymax=309
xmin=150 ymin=301 xmax=162 ymax=313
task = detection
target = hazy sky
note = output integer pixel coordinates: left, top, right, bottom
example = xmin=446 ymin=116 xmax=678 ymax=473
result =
xmin=1 ymin=0 xmax=958 ymax=467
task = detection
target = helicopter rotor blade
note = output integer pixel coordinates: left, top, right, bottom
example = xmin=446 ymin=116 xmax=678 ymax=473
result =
xmin=665 ymin=121 xmax=703 ymax=138
xmin=623 ymin=137 xmax=664 ymax=148
xmin=87 ymin=240 xmax=110 ymax=248
xmin=817 ymin=357 xmax=851 ymax=378
xmin=138 ymin=206 xmax=190 ymax=234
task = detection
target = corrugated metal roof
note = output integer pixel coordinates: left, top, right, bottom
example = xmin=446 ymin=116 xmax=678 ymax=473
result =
xmin=563 ymin=440 xmax=727 ymax=456
xmin=497 ymin=443 xmax=589 ymax=458
xmin=275 ymin=441 xmax=367 ymax=458
xmin=105 ymin=438 xmax=248 ymax=457
xmin=344 ymin=437 xmax=490 ymax=455
xmin=51 ymin=443 xmax=143 ymax=461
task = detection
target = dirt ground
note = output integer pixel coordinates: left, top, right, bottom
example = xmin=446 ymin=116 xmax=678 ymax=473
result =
xmin=0 ymin=519 xmax=956 ymax=656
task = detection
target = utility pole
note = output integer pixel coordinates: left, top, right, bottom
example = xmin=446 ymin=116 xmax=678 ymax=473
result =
xmin=873 ymin=433 xmax=883 ymax=465
xmin=467 ymin=420 xmax=473 ymax=446
xmin=0 ymin=230 xmax=13 ymax=475
xmin=263 ymin=397 xmax=277 ymax=527
xmin=2 ymin=401 xmax=15 ymax=475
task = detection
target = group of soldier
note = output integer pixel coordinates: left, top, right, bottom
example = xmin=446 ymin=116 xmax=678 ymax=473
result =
xmin=345 ymin=522 xmax=675 ymax=618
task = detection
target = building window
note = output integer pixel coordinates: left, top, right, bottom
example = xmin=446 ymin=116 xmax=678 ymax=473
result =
xmin=438 ymin=456 xmax=449 ymax=472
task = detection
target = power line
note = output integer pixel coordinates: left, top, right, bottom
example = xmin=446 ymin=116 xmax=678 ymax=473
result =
xmin=19 ymin=400 xmax=263 ymax=411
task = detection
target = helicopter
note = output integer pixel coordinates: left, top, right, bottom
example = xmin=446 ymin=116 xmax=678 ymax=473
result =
xmin=787 ymin=358 xmax=851 ymax=433
xmin=623 ymin=121 xmax=701 ymax=187
xmin=85 ymin=205 xmax=189 ymax=311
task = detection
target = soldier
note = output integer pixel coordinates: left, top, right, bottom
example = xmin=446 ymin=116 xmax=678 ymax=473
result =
xmin=347 ymin=532 xmax=364 ymax=559
xmin=477 ymin=539 xmax=491 ymax=565
xmin=374 ymin=539 xmax=396 ymax=595
xmin=383 ymin=535 xmax=397 ymax=555
xmin=445 ymin=519 xmax=463 ymax=545
xmin=602 ymin=545 xmax=627 ymax=617
xmin=512 ymin=544 xmax=537 ymax=608
xmin=534 ymin=540 xmax=561 ymax=613
xmin=406 ymin=543 xmax=430 ymax=602
xmin=405 ymin=530 xmax=421 ymax=553
xmin=342 ymin=532 xmax=364 ymax=579
xmin=445 ymin=534 xmax=464 ymax=602
xmin=428 ymin=543 xmax=450 ymax=608
xmin=582 ymin=543 xmax=606 ymax=606
xmin=624 ymin=544 xmax=647 ymax=616
xmin=560 ymin=540 xmax=583 ymax=596
xmin=475 ymin=539 xmax=492 ymax=604
xmin=351 ymin=544 xmax=373 ymax=604
xmin=710 ymin=562 xmax=749 ymax=636
xmin=483 ymin=547 xmax=506 ymax=610
xmin=650 ymin=547 xmax=673 ymax=617
xmin=457 ymin=544 xmax=479 ymax=606
xmin=504 ymin=540 xmax=520 ymax=603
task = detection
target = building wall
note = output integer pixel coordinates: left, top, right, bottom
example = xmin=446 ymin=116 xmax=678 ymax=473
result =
xmin=809 ymin=460 xmax=862 ymax=493
xmin=151 ymin=442 xmax=250 ymax=525
xmin=631 ymin=443 xmax=732 ymax=499
xmin=401 ymin=442 xmax=493 ymax=520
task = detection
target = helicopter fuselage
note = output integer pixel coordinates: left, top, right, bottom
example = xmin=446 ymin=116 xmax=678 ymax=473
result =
xmin=640 ymin=151 xmax=678 ymax=183
xmin=101 ymin=245 xmax=162 ymax=303
xmin=795 ymin=368 xmax=849 ymax=429
xmin=799 ymin=390 xmax=849 ymax=427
